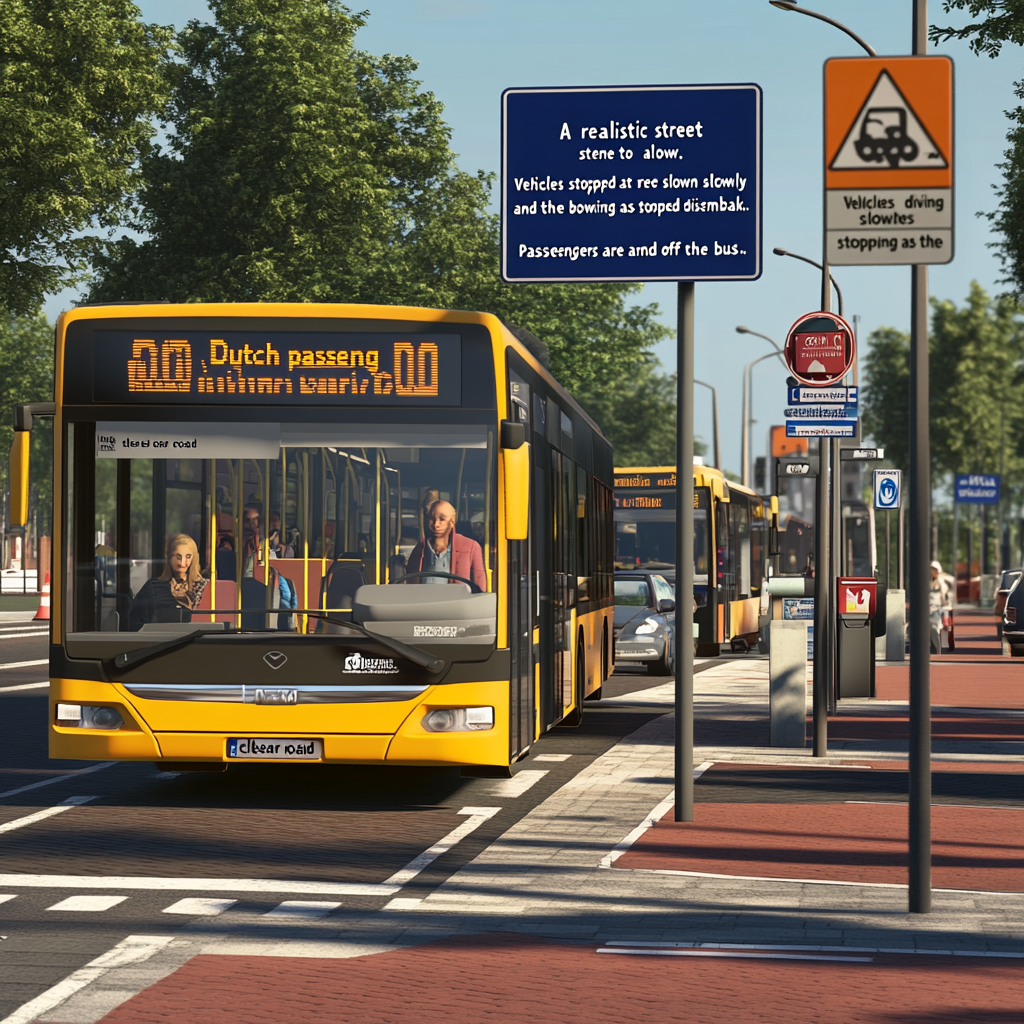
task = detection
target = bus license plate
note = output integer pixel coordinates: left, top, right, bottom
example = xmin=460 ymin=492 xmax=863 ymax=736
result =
xmin=227 ymin=738 xmax=323 ymax=760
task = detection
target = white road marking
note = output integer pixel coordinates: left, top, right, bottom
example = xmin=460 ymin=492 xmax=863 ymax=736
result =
xmin=0 ymin=681 xmax=48 ymax=692
xmin=0 ymin=630 xmax=48 ymax=639
xmin=0 ymin=935 xmax=174 ymax=1024
xmin=0 ymin=875 xmax=400 ymax=896
xmin=381 ymin=806 xmax=501 ymax=888
xmin=599 ymin=947 xmax=874 ymax=962
xmin=604 ymin=940 xmax=1024 ymax=959
xmin=0 ymin=894 xmax=16 ymax=905
xmin=47 ymin=894 xmax=128 ymax=912
xmin=0 ymin=659 xmax=47 ymax=672
xmin=599 ymin=762 xmax=714 ymax=868
xmin=0 ymin=763 xmax=116 ymax=800
xmin=0 ymin=795 xmax=97 ymax=835
xmin=383 ymin=897 xmax=423 ymax=910
xmin=263 ymin=901 xmax=340 ymax=919
xmin=163 ymin=897 xmax=237 ymax=916
xmin=487 ymin=770 xmax=548 ymax=797
xmin=533 ymin=754 xmax=571 ymax=762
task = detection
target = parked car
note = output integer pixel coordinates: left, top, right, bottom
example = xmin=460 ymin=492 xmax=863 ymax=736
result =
xmin=1001 ymin=573 xmax=1024 ymax=656
xmin=613 ymin=571 xmax=676 ymax=675
xmin=995 ymin=569 xmax=1022 ymax=639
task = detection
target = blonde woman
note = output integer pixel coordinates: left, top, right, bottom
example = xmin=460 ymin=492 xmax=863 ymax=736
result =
xmin=129 ymin=534 xmax=209 ymax=630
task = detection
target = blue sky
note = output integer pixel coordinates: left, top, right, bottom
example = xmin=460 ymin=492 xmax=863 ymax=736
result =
xmin=48 ymin=1 xmax=1021 ymax=475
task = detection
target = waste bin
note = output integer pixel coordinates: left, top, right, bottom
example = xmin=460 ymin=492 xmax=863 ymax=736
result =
xmin=837 ymin=577 xmax=877 ymax=698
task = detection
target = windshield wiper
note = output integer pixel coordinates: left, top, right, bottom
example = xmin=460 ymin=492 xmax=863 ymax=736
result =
xmin=304 ymin=613 xmax=446 ymax=674
xmin=111 ymin=629 xmax=213 ymax=672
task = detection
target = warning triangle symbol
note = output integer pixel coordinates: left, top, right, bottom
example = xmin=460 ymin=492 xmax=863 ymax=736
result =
xmin=830 ymin=70 xmax=948 ymax=171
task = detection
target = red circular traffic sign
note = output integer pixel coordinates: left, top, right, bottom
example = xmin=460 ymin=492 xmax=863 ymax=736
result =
xmin=784 ymin=311 xmax=856 ymax=386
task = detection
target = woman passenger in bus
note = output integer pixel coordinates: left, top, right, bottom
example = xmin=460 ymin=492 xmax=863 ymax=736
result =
xmin=406 ymin=499 xmax=486 ymax=591
xmin=129 ymin=534 xmax=209 ymax=630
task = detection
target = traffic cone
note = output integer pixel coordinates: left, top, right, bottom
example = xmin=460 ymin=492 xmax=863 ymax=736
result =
xmin=33 ymin=573 xmax=51 ymax=621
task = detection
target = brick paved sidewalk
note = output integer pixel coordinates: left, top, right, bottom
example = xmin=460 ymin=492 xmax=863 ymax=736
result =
xmin=92 ymin=932 xmax=1021 ymax=1024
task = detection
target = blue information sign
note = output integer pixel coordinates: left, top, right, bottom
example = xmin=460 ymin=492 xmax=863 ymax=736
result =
xmin=955 ymin=474 xmax=1000 ymax=504
xmin=501 ymin=85 xmax=762 ymax=282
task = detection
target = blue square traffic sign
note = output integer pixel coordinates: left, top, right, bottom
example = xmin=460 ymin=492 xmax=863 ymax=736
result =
xmin=501 ymin=85 xmax=762 ymax=282
xmin=873 ymin=469 xmax=902 ymax=510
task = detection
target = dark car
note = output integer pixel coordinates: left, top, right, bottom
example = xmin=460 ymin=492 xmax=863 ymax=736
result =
xmin=613 ymin=571 xmax=676 ymax=675
xmin=1001 ymin=572 xmax=1024 ymax=656
xmin=995 ymin=569 xmax=1021 ymax=639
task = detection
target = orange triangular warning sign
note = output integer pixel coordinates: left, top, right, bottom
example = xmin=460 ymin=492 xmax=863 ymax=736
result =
xmin=829 ymin=70 xmax=948 ymax=171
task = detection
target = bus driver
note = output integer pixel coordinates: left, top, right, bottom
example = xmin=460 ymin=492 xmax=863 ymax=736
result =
xmin=407 ymin=499 xmax=486 ymax=591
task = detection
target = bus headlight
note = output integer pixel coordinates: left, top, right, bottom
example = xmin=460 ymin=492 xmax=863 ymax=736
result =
xmin=422 ymin=707 xmax=494 ymax=732
xmin=55 ymin=704 xmax=124 ymax=730
xmin=635 ymin=617 xmax=660 ymax=635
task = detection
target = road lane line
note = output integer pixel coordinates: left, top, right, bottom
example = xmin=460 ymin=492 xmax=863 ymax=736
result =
xmin=0 ymin=796 xmax=97 ymax=835
xmin=0 ymin=659 xmax=47 ymax=672
xmin=0 ymin=935 xmax=174 ymax=1024
xmin=0 ymin=681 xmax=48 ymax=692
xmin=599 ymin=761 xmax=714 ymax=869
xmin=47 ymin=894 xmax=128 ymax=912
xmin=263 ymin=901 xmax=341 ymax=919
xmin=486 ymin=770 xmax=547 ymax=797
xmin=0 ymin=763 xmax=116 ymax=800
xmin=0 ymin=894 xmax=16 ymax=905
xmin=0 ymin=875 xmax=402 ymax=896
xmin=0 ymin=630 xmax=49 ymax=639
xmin=382 ymin=806 xmax=501 ymax=888
xmin=163 ymin=897 xmax=237 ymax=916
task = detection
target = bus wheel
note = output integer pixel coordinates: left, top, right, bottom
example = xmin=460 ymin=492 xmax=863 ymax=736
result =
xmin=557 ymin=635 xmax=586 ymax=728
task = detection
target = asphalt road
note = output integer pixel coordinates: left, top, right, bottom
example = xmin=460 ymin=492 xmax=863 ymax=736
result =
xmin=0 ymin=622 xmax=676 ymax=1018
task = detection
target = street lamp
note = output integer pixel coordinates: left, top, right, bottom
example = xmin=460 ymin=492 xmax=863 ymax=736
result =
xmin=735 ymin=326 xmax=784 ymax=487
xmin=744 ymin=351 xmax=784 ymax=488
xmin=767 ymin=1 xmax=877 ymax=56
xmin=694 ymin=379 xmax=721 ymax=470
xmin=773 ymin=247 xmax=845 ymax=318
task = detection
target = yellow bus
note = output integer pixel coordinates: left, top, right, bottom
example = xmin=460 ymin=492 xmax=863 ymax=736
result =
xmin=613 ymin=464 xmax=777 ymax=656
xmin=8 ymin=303 xmax=614 ymax=772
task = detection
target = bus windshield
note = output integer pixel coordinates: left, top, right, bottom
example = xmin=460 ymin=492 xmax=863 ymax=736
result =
xmin=70 ymin=420 xmax=497 ymax=650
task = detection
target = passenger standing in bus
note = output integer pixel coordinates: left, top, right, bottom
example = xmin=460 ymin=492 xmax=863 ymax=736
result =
xmin=407 ymin=499 xmax=486 ymax=590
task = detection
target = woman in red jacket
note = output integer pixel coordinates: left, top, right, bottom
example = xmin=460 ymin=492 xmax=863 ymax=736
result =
xmin=406 ymin=499 xmax=487 ymax=591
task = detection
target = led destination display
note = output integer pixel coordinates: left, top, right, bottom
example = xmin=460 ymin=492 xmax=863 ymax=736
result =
xmin=92 ymin=330 xmax=462 ymax=405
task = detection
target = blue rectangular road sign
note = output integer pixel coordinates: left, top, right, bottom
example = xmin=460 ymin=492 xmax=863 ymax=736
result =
xmin=955 ymin=474 xmax=1000 ymax=504
xmin=787 ymin=385 xmax=858 ymax=405
xmin=501 ymin=85 xmax=762 ymax=282
xmin=873 ymin=469 xmax=902 ymax=510
xmin=785 ymin=421 xmax=857 ymax=437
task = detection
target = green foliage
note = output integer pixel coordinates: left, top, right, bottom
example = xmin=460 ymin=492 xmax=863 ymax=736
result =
xmin=0 ymin=310 xmax=54 ymax=529
xmin=0 ymin=0 xmax=170 ymax=313
xmin=86 ymin=0 xmax=677 ymax=465
xmin=862 ymin=283 xmax=1024 ymax=501
xmin=932 ymin=2 xmax=1024 ymax=299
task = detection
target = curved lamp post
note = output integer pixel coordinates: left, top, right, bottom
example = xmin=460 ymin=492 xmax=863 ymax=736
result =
xmin=735 ymin=326 xmax=785 ymax=487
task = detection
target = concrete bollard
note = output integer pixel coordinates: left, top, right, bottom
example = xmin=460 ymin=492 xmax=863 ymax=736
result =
xmin=885 ymin=589 xmax=906 ymax=662
xmin=769 ymin=620 xmax=807 ymax=748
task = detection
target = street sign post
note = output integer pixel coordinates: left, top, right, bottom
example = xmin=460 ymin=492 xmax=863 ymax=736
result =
xmin=502 ymin=82 xmax=764 ymax=828
xmin=954 ymin=474 xmax=1000 ymax=504
xmin=501 ymin=85 xmax=762 ymax=282
xmin=783 ymin=311 xmax=858 ymax=437
xmin=873 ymin=469 xmax=902 ymax=510
xmin=824 ymin=56 xmax=954 ymax=266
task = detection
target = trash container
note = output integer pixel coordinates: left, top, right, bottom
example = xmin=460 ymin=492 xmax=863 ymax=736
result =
xmin=837 ymin=577 xmax=877 ymax=698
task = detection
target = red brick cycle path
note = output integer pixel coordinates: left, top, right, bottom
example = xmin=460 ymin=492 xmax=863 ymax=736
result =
xmin=617 ymin=801 xmax=1024 ymax=891
xmin=93 ymin=933 xmax=1021 ymax=1024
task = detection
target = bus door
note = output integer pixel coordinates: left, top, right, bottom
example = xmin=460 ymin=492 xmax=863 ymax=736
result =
xmin=550 ymin=449 xmax=576 ymax=717
xmin=693 ymin=486 xmax=718 ymax=654
xmin=532 ymin=445 xmax=554 ymax=731
xmin=716 ymin=499 xmax=731 ymax=641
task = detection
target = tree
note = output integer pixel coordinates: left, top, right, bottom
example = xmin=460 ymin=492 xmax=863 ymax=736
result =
xmin=932 ymin=2 xmax=1024 ymax=299
xmin=862 ymin=282 xmax=1024 ymax=501
xmin=0 ymin=0 xmax=170 ymax=313
xmin=87 ymin=0 xmax=677 ymax=464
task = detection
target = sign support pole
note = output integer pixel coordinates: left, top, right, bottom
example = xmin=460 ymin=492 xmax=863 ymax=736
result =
xmin=812 ymin=258 xmax=832 ymax=756
xmin=675 ymin=281 xmax=695 ymax=822
xmin=908 ymin=0 xmax=932 ymax=917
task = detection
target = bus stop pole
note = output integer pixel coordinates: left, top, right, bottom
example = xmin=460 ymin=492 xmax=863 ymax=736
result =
xmin=675 ymin=280 xmax=695 ymax=821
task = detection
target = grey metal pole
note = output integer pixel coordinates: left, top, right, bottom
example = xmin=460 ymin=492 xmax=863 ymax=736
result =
xmin=694 ymin=380 xmax=720 ymax=470
xmin=675 ymin=281 xmax=695 ymax=821
xmin=813 ymin=436 xmax=830 ymax=755
xmin=908 ymin=0 xmax=932 ymax=916
xmin=741 ymin=362 xmax=750 ymax=487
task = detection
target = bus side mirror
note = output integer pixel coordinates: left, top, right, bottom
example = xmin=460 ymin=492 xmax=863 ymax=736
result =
xmin=501 ymin=421 xmax=529 ymax=540
xmin=8 ymin=431 xmax=30 ymax=527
